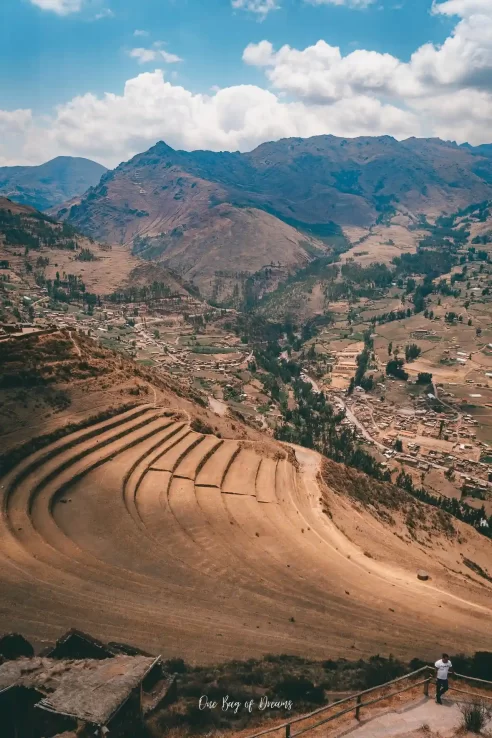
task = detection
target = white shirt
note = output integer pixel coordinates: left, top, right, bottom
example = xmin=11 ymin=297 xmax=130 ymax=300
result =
xmin=435 ymin=659 xmax=452 ymax=679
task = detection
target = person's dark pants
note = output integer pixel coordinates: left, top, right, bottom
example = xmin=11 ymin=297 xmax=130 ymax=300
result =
xmin=436 ymin=678 xmax=449 ymax=703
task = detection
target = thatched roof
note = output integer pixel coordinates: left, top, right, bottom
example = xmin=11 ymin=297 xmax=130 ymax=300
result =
xmin=0 ymin=655 xmax=158 ymax=725
xmin=41 ymin=628 xmax=118 ymax=660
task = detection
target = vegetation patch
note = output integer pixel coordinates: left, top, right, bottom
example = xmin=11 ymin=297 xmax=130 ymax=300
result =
xmin=463 ymin=558 xmax=492 ymax=583
xmin=0 ymin=402 xmax=141 ymax=476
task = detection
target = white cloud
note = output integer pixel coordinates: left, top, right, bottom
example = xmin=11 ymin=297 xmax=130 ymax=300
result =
xmin=4 ymin=0 xmax=492 ymax=168
xmin=94 ymin=8 xmax=114 ymax=19
xmin=409 ymin=14 xmax=492 ymax=91
xmin=0 ymin=109 xmax=32 ymax=133
xmin=243 ymin=40 xmax=275 ymax=66
xmin=0 ymin=71 xmax=417 ymax=168
xmin=432 ymin=0 xmax=492 ymax=16
xmin=231 ymin=0 xmax=378 ymax=14
xmin=133 ymin=29 xmax=149 ymax=37
xmin=129 ymin=47 xmax=183 ymax=64
xmin=243 ymin=40 xmax=420 ymax=102
xmin=410 ymin=88 xmax=492 ymax=143
xmin=29 ymin=0 xmax=115 ymax=16
xmin=0 ymin=109 xmax=34 ymax=166
xmin=231 ymin=0 xmax=280 ymax=18
xmin=29 ymin=0 xmax=83 ymax=13
xmin=306 ymin=0 xmax=375 ymax=7
xmin=245 ymin=5 xmax=492 ymax=100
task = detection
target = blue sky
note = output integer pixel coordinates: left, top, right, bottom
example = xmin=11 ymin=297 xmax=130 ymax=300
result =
xmin=0 ymin=0 xmax=454 ymax=112
xmin=0 ymin=0 xmax=490 ymax=167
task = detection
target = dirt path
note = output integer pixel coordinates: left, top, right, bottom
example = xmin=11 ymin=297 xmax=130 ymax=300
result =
xmin=343 ymin=697 xmax=485 ymax=738
xmin=301 ymin=372 xmax=321 ymax=394
xmin=69 ymin=331 xmax=82 ymax=357
xmin=209 ymin=396 xmax=228 ymax=416
xmin=333 ymin=395 xmax=386 ymax=450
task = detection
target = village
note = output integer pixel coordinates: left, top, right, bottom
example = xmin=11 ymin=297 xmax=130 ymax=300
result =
xmin=301 ymin=330 xmax=492 ymax=513
xmin=2 ymin=245 xmax=492 ymax=518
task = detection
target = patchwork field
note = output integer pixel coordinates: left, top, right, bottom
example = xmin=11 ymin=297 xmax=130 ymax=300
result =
xmin=0 ymin=402 xmax=491 ymax=665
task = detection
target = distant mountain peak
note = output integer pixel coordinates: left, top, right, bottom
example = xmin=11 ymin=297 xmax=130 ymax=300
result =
xmin=152 ymin=141 xmax=176 ymax=154
xmin=0 ymin=156 xmax=107 ymax=211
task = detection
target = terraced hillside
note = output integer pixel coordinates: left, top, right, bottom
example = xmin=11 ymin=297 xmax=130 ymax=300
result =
xmin=0 ymin=399 xmax=491 ymax=664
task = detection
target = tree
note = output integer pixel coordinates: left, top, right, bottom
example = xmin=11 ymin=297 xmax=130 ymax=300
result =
xmin=405 ymin=278 xmax=416 ymax=294
xmin=388 ymin=341 xmax=393 ymax=356
xmin=394 ymin=438 xmax=403 ymax=452
xmin=405 ymin=344 xmax=421 ymax=362
xmin=360 ymin=374 xmax=374 ymax=392
xmin=386 ymin=358 xmax=408 ymax=380
xmin=417 ymin=372 xmax=433 ymax=385
xmin=468 ymin=318 xmax=472 ymax=326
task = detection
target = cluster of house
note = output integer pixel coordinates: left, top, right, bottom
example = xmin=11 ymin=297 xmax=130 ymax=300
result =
xmin=337 ymin=387 xmax=492 ymax=493
xmin=0 ymin=629 xmax=177 ymax=738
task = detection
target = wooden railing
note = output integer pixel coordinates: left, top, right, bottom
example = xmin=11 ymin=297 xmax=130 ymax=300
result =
xmin=244 ymin=667 xmax=492 ymax=738
xmin=448 ymin=672 xmax=492 ymax=704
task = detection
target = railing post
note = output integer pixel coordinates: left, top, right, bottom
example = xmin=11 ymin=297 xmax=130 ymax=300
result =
xmin=286 ymin=723 xmax=291 ymax=738
xmin=424 ymin=678 xmax=429 ymax=697
xmin=355 ymin=694 xmax=362 ymax=721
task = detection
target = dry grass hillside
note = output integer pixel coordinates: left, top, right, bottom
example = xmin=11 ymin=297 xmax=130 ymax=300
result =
xmin=52 ymin=145 xmax=330 ymax=300
xmin=0 ymin=196 xmax=195 ymax=299
xmin=0 ymin=331 xmax=490 ymax=665
xmin=0 ymin=330 xmax=242 ymax=453
xmin=132 ymin=204 xmax=327 ymax=300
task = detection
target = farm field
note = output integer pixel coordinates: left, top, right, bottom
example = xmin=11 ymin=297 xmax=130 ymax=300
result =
xmin=0 ymin=399 xmax=490 ymax=664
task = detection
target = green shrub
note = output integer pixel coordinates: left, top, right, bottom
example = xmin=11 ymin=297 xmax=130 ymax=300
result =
xmin=164 ymin=657 xmax=188 ymax=674
xmin=185 ymin=704 xmax=220 ymax=732
xmin=191 ymin=417 xmax=214 ymax=435
xmin=459 ymin=701 xmax=492 ymax=733
xmin=275 ymin=676 xmax=326 ymax=704
xmin=363 ymin=655 xmax=406 ymax=688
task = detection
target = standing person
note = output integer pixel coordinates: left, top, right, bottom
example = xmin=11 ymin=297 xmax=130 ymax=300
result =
xmin=435 ymin=654 xmax=453 ymax=704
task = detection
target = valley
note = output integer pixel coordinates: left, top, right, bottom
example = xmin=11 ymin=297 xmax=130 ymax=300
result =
xmin=1 ymin=135 xmax=492 ymax=738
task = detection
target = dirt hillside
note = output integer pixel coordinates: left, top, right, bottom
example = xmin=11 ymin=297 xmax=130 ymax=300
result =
xmin=0 ymin=196 xmax=195 ymax=299
xmin=0 ymin=332 xmax=490 ymax=664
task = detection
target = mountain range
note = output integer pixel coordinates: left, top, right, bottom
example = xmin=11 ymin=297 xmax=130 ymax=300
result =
xmin=5 ymin=135 xmax=491 ymax=302
xmin=49 ymin=136 xmax=492 ymax=297
xmin=0 ymin=156 xmax=107 ymax=211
